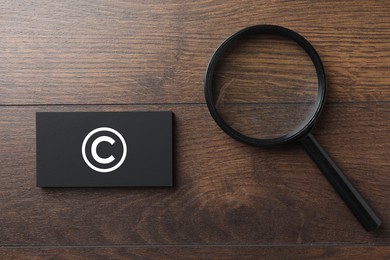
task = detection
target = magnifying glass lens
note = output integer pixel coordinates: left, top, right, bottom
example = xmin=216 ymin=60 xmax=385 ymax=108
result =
xmin=212 ymin=34 xmax=319 ymax=140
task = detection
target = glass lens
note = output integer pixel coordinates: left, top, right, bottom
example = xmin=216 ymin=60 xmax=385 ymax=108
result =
xmin=212 ymin=34 xmax=319 ymax=140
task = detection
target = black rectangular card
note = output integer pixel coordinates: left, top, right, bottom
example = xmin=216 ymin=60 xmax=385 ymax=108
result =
xmin=36 ymin=112 xmax=173 ymax=187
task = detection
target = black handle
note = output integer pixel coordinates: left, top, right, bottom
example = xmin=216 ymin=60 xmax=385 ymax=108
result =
xmin=300 ymin=133 xmax=381 ymax=231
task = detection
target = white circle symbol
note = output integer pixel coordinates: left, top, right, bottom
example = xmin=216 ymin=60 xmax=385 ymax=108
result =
xmin=81 ymin=127 xmax=127 ymax=173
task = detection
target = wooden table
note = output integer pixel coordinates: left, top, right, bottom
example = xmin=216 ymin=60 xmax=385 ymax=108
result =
xmin=0 ymin=1 xmax=389 ymax=258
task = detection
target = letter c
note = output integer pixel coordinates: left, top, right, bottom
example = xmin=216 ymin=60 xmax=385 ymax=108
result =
xmin=91 ymin=136 xmax=115 ymax=164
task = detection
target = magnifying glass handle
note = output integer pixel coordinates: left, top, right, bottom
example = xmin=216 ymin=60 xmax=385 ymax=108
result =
xmin=300 ymin=133 xmax=381 ymax=231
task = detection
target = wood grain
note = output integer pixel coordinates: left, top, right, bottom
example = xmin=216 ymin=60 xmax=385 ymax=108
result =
xmin=0 ymin=104 xmax=388 ymax=246
xmin=0 ymin=0 xmax=389 ymax=105
xmin=0 ymin=246 xmax=389 ymax=260
xmin=0 ymin=0 xmax=389 ymax=258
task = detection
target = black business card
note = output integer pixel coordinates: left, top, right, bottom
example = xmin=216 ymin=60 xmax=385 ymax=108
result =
xmin=36 ymin=112 xmax=173 ymax=187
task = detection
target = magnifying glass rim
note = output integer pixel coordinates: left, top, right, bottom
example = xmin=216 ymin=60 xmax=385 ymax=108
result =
xmin=204 ymin=24 xmax=327 ymax=146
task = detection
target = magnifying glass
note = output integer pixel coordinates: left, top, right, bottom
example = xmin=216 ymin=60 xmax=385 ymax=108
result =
xmin=204 ymin=25 xmax=381 ymax=231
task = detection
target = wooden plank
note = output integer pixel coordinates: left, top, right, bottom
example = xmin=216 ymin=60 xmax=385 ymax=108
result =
xmin=0 ymin=103 xmax=388 ymax=245
xmin=0 ymin=0 xmax=389 ymax=105
xmin=0 ymin=246 xmax=389 ymax=259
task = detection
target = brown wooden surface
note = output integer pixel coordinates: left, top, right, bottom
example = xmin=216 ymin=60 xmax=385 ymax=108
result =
xmin=0 ymin=0 xmax=389 ymax=259
xmin=1 ymin=246 xmax=389 ymax=260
